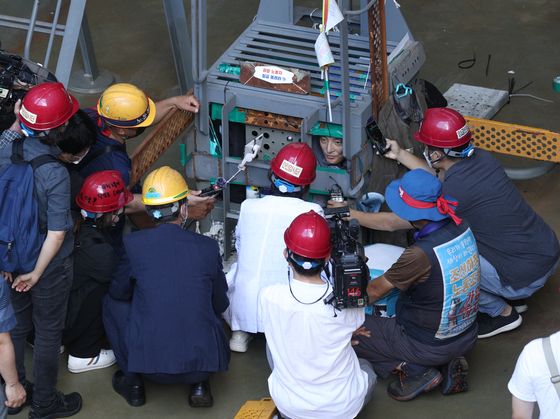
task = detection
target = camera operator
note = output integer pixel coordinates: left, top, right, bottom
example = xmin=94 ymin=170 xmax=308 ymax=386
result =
xmin=259 ymin=210 xmax=375 ymax=419
xmin=354 ymin=169 xmax=480 ymax=401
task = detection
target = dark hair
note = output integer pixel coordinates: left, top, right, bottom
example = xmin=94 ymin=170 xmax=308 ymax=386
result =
xmin=268 ymin=170 xmax=306 ymax=198
xmin=45 ymin=109 xmax=96 ymax=154
xmin=288 ymin=251 xmax=325 ymax=277
xmin=76 ymin=210 xmax=121 ymax=237
xmin=146 ymin=198 xmax=187 ymax=224
xmin=85 ymin=212 xmax=119 ymax=231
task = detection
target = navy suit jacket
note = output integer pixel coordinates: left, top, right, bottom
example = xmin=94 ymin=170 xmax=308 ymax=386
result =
xmin=108 ymin=223 xmax=229 ymax=374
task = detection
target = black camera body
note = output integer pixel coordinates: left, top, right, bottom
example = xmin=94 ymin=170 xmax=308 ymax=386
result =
xmin=0 ymin=50 xmax=56 ymax=130
xmin=324 ymin=206 xmax=370 ymax=310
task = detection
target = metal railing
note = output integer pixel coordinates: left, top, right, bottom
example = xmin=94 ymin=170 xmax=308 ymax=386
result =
xmin=0 ymin=0 xmax=113 ymax=92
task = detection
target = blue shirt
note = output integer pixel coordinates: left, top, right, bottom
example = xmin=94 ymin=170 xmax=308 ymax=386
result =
xmin=77 ymin=109 xmax=131 ymax=243
xmin=0 ymin=130 xmax=22 ymax=151
xmin=78 ymin=108 xmax=131 ymax=186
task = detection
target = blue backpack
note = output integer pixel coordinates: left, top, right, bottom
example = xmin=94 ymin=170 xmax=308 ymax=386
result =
xmin=0 ymin=139 xmax=58 ymax=273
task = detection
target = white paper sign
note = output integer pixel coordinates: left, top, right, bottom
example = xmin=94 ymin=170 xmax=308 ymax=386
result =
xmin=253 ymin=66 xmax=294 ymax=84
xmin=314 ymin=32 xmax=335 ymax=68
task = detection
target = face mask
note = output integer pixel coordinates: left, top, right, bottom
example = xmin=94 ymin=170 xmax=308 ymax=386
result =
xmin=69 ymin=147 xmax=90 ymax=165
xmin=70 ymin=154 xmax=86 ymax=165
xmin=423 ymin=147 xmax=434 ymax=168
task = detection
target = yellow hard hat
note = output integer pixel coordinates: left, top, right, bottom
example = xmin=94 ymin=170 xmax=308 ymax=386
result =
xmin=142 ymin=166 xmax=189 ymax=206
xmin=97 ymin=83 xmax=156 ymax=128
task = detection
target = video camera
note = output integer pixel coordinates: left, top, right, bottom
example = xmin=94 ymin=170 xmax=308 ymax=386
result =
xmin=323 ymin=206 xmax=370 ymax=310
xmin=0 ymin=50 xmax=56 ymax=130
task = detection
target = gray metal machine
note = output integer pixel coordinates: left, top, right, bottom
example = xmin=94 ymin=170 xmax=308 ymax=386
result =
xmin=183 ymin=0 xmax=424 ymax=255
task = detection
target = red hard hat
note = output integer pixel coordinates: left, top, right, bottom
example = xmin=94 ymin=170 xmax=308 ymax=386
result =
xmin=270 ymin=143 xmax=317 ymax=186
xmin=19 ymin=82 xmax=80 ymax=131
xmin=76 ymin=170 xmax=133 ymax=213
xmin=414 ymin=108 xmax=472 ymax=149
xmin=284 ymin=210 xmax=331 ymax=259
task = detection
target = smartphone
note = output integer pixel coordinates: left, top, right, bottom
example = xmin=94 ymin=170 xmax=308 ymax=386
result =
xmin=365 ymin=118 xmax=388 ymax=155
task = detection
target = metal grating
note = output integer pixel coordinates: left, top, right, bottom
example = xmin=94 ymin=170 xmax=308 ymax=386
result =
xmin=445 ymin=84 xmax=509 ymax=119
xmin=211 ymin=21 xmax=373 ymax=101
xmin=467 ymin=116 xmax=560 ymax=162
xmin=243 ymin=108 xmax=302 ymax=133
xmin=368 ymin=0 xmax=388 ymax=119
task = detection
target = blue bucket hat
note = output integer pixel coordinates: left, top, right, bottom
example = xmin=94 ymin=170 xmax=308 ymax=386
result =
xmin=385 ymin=169 xmax=462 ymax=224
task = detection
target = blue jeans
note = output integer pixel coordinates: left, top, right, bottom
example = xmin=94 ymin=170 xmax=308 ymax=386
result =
xmin=10 ymin=256 xmax=72 ymax=405
xmin=479 ymin=255 xmax=559 ymax=317
xmin=0 ymin=384 xmax=7 ymax=419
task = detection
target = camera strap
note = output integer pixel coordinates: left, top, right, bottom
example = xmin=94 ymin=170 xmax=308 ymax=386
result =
xmin=287 ymin=269 xmax=330 ymax=305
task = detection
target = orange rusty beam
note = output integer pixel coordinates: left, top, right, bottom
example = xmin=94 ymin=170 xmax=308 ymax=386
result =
xmin=368 ymin=0 xmax=388 ymax=120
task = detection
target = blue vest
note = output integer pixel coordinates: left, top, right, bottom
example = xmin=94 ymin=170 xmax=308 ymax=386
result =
xmin=397 ymin=221 xmax=480 ymax=345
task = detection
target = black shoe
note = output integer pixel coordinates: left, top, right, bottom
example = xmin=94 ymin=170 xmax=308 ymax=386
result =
xmin=387 ymin=364 xmax=442 ymax=401
xmin=29 ymin=391 xmax=82 ymax=419
xmin=505 ymin=298 xmax=528 ymax=314
xmin=441 ymin=357 xmax=469 ymax=395
xmin=7 ymin=380 xmax=33 ymax=415
xmin=112 ymin=370 xmax=145 ymax=407
xmin=188 ymin=381 xmax=213 ymax=407
xmin=477 ymin=310 xmax=522 ymax=339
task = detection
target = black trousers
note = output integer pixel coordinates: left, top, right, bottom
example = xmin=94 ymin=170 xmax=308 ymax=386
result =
xmin=353 ymin=315 xmax=477 ymax=378
xmin=125 ymin=371 xmax=210 ymax=386
xmin=10 ymin=256 xmax=72 ymax=405
xmin=63 ymin=284 xmax=109 ymax=358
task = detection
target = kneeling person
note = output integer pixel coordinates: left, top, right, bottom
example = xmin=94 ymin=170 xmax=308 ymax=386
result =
xmin=259 ymin=211 xmax=375 ymax=419
xmin=354 ymin=169 xmax=480 ymax=401
xmin=103 ymin=166 xmax=229 ymax=408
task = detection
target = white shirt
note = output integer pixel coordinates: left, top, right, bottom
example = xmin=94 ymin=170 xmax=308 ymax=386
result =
xmin=225 ymin=195 xmax=322 ymax=332
xmin=508 ymin=331 xmax=560 ymax=419
xmin=259 ymin=279 xmax=368 ymax=419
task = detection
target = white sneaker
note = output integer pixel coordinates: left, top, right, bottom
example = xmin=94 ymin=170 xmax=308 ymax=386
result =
xmin=68 ymin=349 xmax=116 ymax=373
xmin=229 ymin=331 xmax=253 ymax=353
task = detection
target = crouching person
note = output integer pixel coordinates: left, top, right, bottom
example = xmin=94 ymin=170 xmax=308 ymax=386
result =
xmin=354 ymin=169 xmax=480 ymax=401
xmin=64 ymin=170 xmax=133 ymax=373
xmin=259 ymin=211 xmax=376 ymax=419
xmin=103 ymin=166 xmax=230 ymax=408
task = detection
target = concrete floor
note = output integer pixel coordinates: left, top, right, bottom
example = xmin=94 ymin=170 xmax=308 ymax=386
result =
xmin=1 ymin=0 xmax=560 ymax=418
